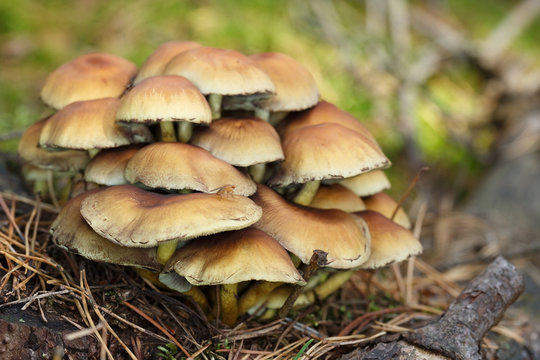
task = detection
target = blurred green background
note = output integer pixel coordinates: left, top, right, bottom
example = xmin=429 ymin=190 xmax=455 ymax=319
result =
xmin=1 ymin=0 xmax=540 ymax=196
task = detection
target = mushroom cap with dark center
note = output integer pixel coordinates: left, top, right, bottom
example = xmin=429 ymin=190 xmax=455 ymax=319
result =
xmin=164 ymin=46 xmax=275 ymax=96
xmin=38 ymin=98 xmax=153 ymax=150
xmin=41 ymin=53 xmax=137 ymax=110
xmin=252 ymin=185 xmax=371 ymax=269
xmin=134 ymin=41 xmax=202 ymax=84
xmin=363 ymin=192 xmax=411 ymax=229
xmin=355 ymin=210 xmax=422 ymax=269
xmin=116 ymin=75 xmax=211 ymax=125
xmin=190 ymin=117 xmax=284 ymax=167
xmin=249 ymin=52 xmax=319 ymax=112
xmin=80 ymin=184 xmax=262 ymax=247
xmin=84 ymin=146 xmax=141 ymax=185
xmin=269 ymin=123 xmax=390 ymax=187
xmin=18 ymin=117 xmax=90 ymax=172
xmin=338 ymin=170 xmax=391 ymax=197
xmin=51 ymin=189 xmax=161 ymax=270
xmin=124 ymin=142 xmax=256 ymax=195
xmin=310 ymin=183 xmax=366 ymax=212
xmin=163 ymin=228 xmax=305 ymax=286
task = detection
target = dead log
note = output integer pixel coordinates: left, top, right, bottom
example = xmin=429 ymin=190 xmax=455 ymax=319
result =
xmin=339 ymin=256 xmax=525 ymax=360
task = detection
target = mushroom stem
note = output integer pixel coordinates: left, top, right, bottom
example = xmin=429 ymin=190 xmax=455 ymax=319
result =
xmin=160 ymin=121 xmax=177 ymax=142
xmin=254 ymin=107 xmax=270 ymax=122
xmin=220 ymin=283 xmax=238 ymax=326
xmin=238 ymin=281 xmax=282 ymax=315
xmin=184 ymin=287 xmax=210 ymax=313
xmin=297 ymin=270 xmax=354 ymax=307
xmin=157 ymin=240 xmax=178 ymax=265
xmin=209 ymin=94 xmax=223 ymax=120
xmin=269 ymin=111 xmax=288 ymax=126
xmin=33 ymin=179 xmax=49 ymax=198
xmin=88 ymin=149 xmax=100 ymax=158
xmin=177 ymin=122 xmax=194 ymax=143
xmin=293 ymin=180 xmax=321 ymax=206
xmin=249 ymin=163 xmax=266 ymax=183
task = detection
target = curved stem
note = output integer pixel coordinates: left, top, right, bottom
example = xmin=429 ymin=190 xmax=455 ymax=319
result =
xmin=160 ymin=121 xmax=177 ymax=142
xmin=157 ymin=240 xmax=178 ymax=265
xmin=293 ymin=180 xmax=320 ymax=206
xmin=238 ymin=281 xmax=282 ymax=315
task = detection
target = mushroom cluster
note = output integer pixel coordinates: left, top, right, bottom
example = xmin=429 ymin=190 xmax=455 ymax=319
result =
xmin=18 ymin=41 xmax=422 ymax=325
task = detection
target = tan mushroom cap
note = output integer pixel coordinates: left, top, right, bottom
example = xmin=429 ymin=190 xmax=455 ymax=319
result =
xmin=252 ymin=185 xmax=371 ymax=269
xmin=116 ymin=75 xmax=211 ymax=126
xmin=41 ymin=53 xmax=137 ymax=110
xmin=190 ymin=117 xmax=284 ymax=167
xmin=355 ymin=210 xmax=422 ymax=269
xmin=310 ymin=183 xmax=366 ymax=213
xmin=278 ymin=101 xmax=378 ymax=145
xmin=163 ymin=228 xmax=305 ymax=286
xmin=51 ymin=189 xmax=161 ymax=270
xmin=339 ymin=170 xmax=391 ymax=197
xmin=269 ymin=123 xmax=390 ymax=187
xmin=125 ymin=142 xmax=256 ymax=195
xmin=18 ymin=117 xmax=90 ymax=172
xmin=80 ymin=184 xmax=262 ymax=247
xmin=164 ymin=46 xmax=275 ymax=96
xmin=249 ymin=52 xmax=319 ymax=112
xmin=133 ymin=41 xmax=202 ymax=84
xmin=38 ymin=98 xmax=153 ymax=150
xmin=363 ymin=192 xmax=412 ymax=229
xmin=84 ymin=146 xmax=140 ymax=185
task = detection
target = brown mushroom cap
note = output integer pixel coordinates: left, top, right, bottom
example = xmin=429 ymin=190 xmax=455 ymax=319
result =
xmin=252 ymin=185 xmax=371 ymax=269
xmin=18 ymin=117 xmax=90 ymax=172
xmin=269 ymin=123 xmax=390 ymax=187
xmin=51 ymin=189 xmax=161 ymax=270
xmin=339 ymin=170 xmax=391 ymax=197
xmin=163 ymin=228 xmax=305 ymax=286
xmin=190 ymin=117 xmax=284 ymax=167
xmin=133 ymin=41 xmax=202 ymax=84
xmin=164 ymin=46 xmax=275 ymax=96
xmin=80 ymin=184 xmax=262 ymax=247
xmin=249 ymin=52 xmax=319 ymax=112
xmin=355 ymin=210 xmax=422 ymax=269
xmin=40 ymin=53 xmax=137 ymax=110
xmin=278 ymin=101 xmax=378 ymax=145
xmin=124 ymin=142 xmax=257 ymax=195
xmin=363 ymin=192 xmax=412 ymax=229
xmin=84 ymin=146 xmax=140 ymax=185
xmin=116 ymin=75 xmax=211 ymax=126
xmin=310 ymin=183 xmax=366 ymax=212
xmin=38 ymin=98 xmax=153 ymax=150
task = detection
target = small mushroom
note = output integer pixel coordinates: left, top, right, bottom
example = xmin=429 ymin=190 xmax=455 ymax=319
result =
xmin=363 ymin=192 xmax=411 ymax=229
xmin=40 ymin=53 xmax=137 ymax=110
xmin=310 ymin=183 xmax=366 ymax=212
xmin=84 ymin=146 xmax=141 ymax=186
xmin=338 ymin=170 xmax=391 ymax=197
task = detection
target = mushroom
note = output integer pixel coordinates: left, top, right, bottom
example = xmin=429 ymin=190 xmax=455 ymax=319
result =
xmin=338 ymin=170 xmax=391 ymax=197
xmin=84 ymin=146 xmax=141 ymax=186
xmin=161 ymin=227 xmax=305 ymax=325
xmin=310 ymin=183 xmax=366 ymax=212
xmin=124 ymin=142 xmax=257 ymax=196
xmin=38 ymin=98 xmax=153 ymax=156
xmin=248 ymin=52 xmax=319 ymax=123
xmin=270 ymin=123 xmax=390 ymax=205
xmin=116 ymin=75 xmax=211 ymax=142
xmin=51 ymin=189 xmax=161 ymax=271
xmin=133 ymin=41 xmax=202 ymax=85
xmin=355 ymin=210 xmax=422 ymax=269
xmin=79 ymin=184 xmax=262 ymax=264
xmin=190 ymin=116 xmax=284 ymax=182
xmin=40 ymin=53 xmax=137 ymax=110
xmin=164 ymin=46 xmax=275 ymax=119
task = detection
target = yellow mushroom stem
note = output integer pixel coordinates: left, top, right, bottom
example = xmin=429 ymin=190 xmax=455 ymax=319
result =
xmin=88 ymin=149 xmax=100 ymax=158
xmin=254 ymin=107 xmax=270 ymax=122
xmin=293 ymin=180 xmax=320 ymax=206
xmin=269 ymin=111 xmax=288 ymax=126
xmin=249 ymin=163 xmax=266 ymax=183
xmin=238 ymin=281 xmax=282 ymax=315
xmin=294 ymin=270 xmax=354 ymax=308
xmin=33 ymin=179 xmax=49 ymax=198
xmin=160 ymin=121 xmax=177 ymax=142
xmin=208 ymin=93 xmax=223 ymax=120
xmin=220 ymin=283 xmax=238 ymax=326
xmin=157 ymin=240 xmax=178 ymax=265
xmin=177 ymin=122 xmax=193 ymax=143
xmin=184 ymin=287 xmax=210 ymax=313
